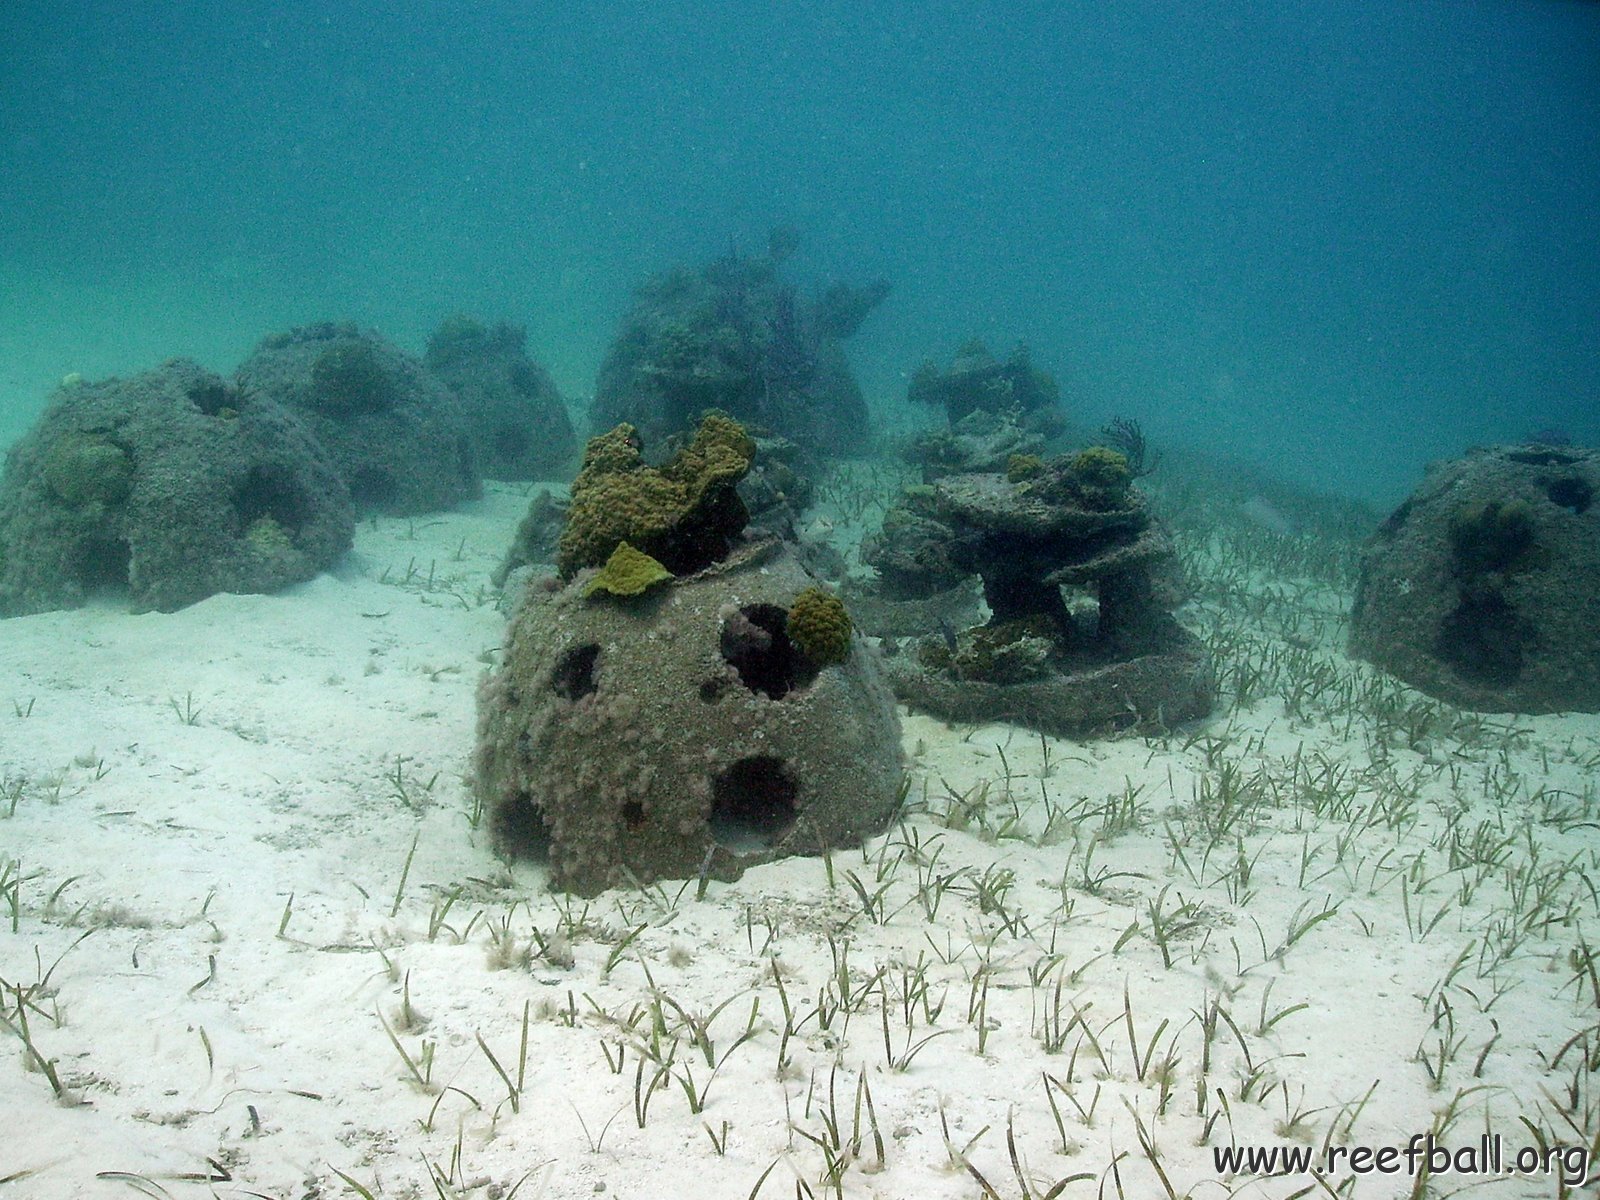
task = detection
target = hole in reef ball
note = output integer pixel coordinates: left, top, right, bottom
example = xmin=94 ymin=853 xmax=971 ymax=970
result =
xmin=233 ymin=465 xmax=311 ymax=535
xmin=494 ymin=791 xmax=552 ymax=860
xmin=75 ymin=535 xmax=131 ymax=592
xmin=709 ymin=756 xmax=799 ymax=854
xmin=1546 ymin=476 xmax=1593 ymax=515
xmin=187 ymin=377 xmax=233 ymax=415
xmin=346 ymin=466 xmax=399 ymax=512
xmin=551 ymin=643 xmax=600 ymax=700
xmin=719 ymin=604 xmax=818 ymax=700
xmin=1434 ymin=593 xmax=1525 ymax=687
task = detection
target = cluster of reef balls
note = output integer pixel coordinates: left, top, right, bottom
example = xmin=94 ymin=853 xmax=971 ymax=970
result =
xmin=6 ymin=229 xmax=1598 ymax=892
xmin=0 ymin=317 xmax=574 ymax=616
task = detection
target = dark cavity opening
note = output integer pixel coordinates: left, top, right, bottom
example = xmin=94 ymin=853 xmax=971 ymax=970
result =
xmin=720 ymin=604 xmax=817 ymax=700
xmin=1434 ymin=592 xmax=1525 ymax=688
xmin=551 ymin=643 xmax=600 ymax=700
xmin=233 ymin=465 xmax=310 ymax=535
xmin=492 ymin=791 xmax=551 ymax=861
xmin=346 ymin=466 xmax=398 ymax=513
xmin=187 ymin=377 xmax=234 ymax=416
xmin=1545 ymin=476 xmax=1593 ymax=515
xmin=456 ymin=435 xmax=478 ymax=489
xmin=709 ymin=756 xmax=798 ymax=854
xmin=74 ymin=535 xmax=131 ymax=592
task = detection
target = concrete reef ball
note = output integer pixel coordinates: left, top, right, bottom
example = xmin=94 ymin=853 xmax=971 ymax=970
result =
xmin=236 ymin=321 xmax=480 ymax=515
xmin=1350 ymin=443 xmax=1600 ymax=713
xmin=0 ymin=359 xmax=353 ymax=615
xmin=473 ymin=540 xmax=905 ymax=896
xmin=425 ymin=314 xmax=576 ymax=480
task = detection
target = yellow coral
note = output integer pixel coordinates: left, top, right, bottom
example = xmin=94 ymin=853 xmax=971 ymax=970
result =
xmin=557 ymin=414 xmax=753 ymax=577
xmin=585 ymin=541 xmax=672 ymax=598
xmin=245 ymin=515 xmax=295 ymax=558
xmin=787 ymin=586 xmax=852 ymax=667
xmin=577 ymin=423 xmax=645 ymax=476
xmin=1006 ymin=453 xmax=1044 ymax=482
xmin=1067 ymin=446 xmax=1132 ymax=509
xmin=42 ymin=434 xmax=133 ymax=507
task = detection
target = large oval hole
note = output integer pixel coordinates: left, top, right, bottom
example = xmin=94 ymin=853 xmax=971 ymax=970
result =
xmin=709 ymin=756 xmax=798 ymax=854
xmin=551 ymin=644 xmax=599 ymax=700
xmin=720 ymin=604 xmax=817 ymax=699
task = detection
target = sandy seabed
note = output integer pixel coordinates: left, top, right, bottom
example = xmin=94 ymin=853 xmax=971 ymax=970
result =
xmin=2 ymin=479 xmax=1597 ymax=1200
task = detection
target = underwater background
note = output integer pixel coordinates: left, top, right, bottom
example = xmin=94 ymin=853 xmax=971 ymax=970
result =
xmin=3 ymin=0 xmax=1597 ymax=503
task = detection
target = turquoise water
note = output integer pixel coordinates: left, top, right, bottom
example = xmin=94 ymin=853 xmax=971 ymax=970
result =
xmin=2 ymin=1 xmax=1596 ymax=502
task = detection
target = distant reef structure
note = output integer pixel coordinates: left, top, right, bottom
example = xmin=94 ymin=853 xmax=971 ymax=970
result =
xmin=236 ymin=321 xmax=481 ymax=515
xmin=907 ymin=339 xmax=1062 ymax=429
xmin=0 ymin=359 xmax=353 ymax=615
xmin=425 ymin=315 xmax=575 ymax=480
xmin=900 ymin=340 xmax=1067 ymax=481
xmin=1351 ymin=443 xmax=1600 ymax=713
xmin=856 ymin=446 xmax=1213 ymax=735
xmin=589 ymin=230 xmax=890 ymax=458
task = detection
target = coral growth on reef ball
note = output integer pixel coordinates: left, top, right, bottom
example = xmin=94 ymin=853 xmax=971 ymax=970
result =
xmin=786 ymin=586 xmax=853 ymax=666
xmin=41 ymin=432 xmax=135 ymax=508
xmin=556 ymin=413 xmax=754 ymax=577
xmin=1060 ymin=446 xmax=1134 ymax=510
xmin=1005 ymin=453 xmax=1044 ymax=483
xmin=584 ymin=540 xmax=673 ymax=598
xmin=907 ymin=340 xmax=1060 ymax=427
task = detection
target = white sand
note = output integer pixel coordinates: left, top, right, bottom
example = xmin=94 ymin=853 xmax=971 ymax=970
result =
xmin=2 ymin=483 xmax=1597 ymax=1199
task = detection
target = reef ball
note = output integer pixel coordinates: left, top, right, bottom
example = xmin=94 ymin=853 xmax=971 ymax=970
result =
xmin=473 ymin=540 xmax=904 ymax=895
xmin=1350 ymin=443 xmax=1600 ymax=713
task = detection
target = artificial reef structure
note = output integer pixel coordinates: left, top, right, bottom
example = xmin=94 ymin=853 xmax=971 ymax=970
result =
xmin=907 ymin=339 xmax=1061 ymax=430
xmin=235 ymin=322 xmax=480 ymax=515
xmin=861 ymin=447 xmax=1213 ymax=735
xmin=474 ymin=414 xmax=904 ymax=896
xmin=899 ymin=341 xmax=1067 ymax=481
xmin=425 ymin=315 xmax=575 ymax=480
xmin=1350 ymin=443 xmax=1600 ymax=713
xmin=589 ymin=231 xmax=890 ymax=458
xmin=0 ymin=359 xmax=353 ymax=616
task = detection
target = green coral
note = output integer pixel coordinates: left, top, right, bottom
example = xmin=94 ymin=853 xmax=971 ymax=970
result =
xmin=42 ymin=433 xmax=133 ymax=507
xmin=1006 ymin=453 xmax=1044 ymax=482
xmin=1027 ymin=446 xmax=1133 ymax=510
xmin=1071 ymin=446 xmax=1131 ymax=493
xmin=787 ymin=586 xmax=852 ymax=666
xmin=557 ymin=414 xmax=753 ymax=577
xmin=585 ymin=541 xmax=672 ymax=599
